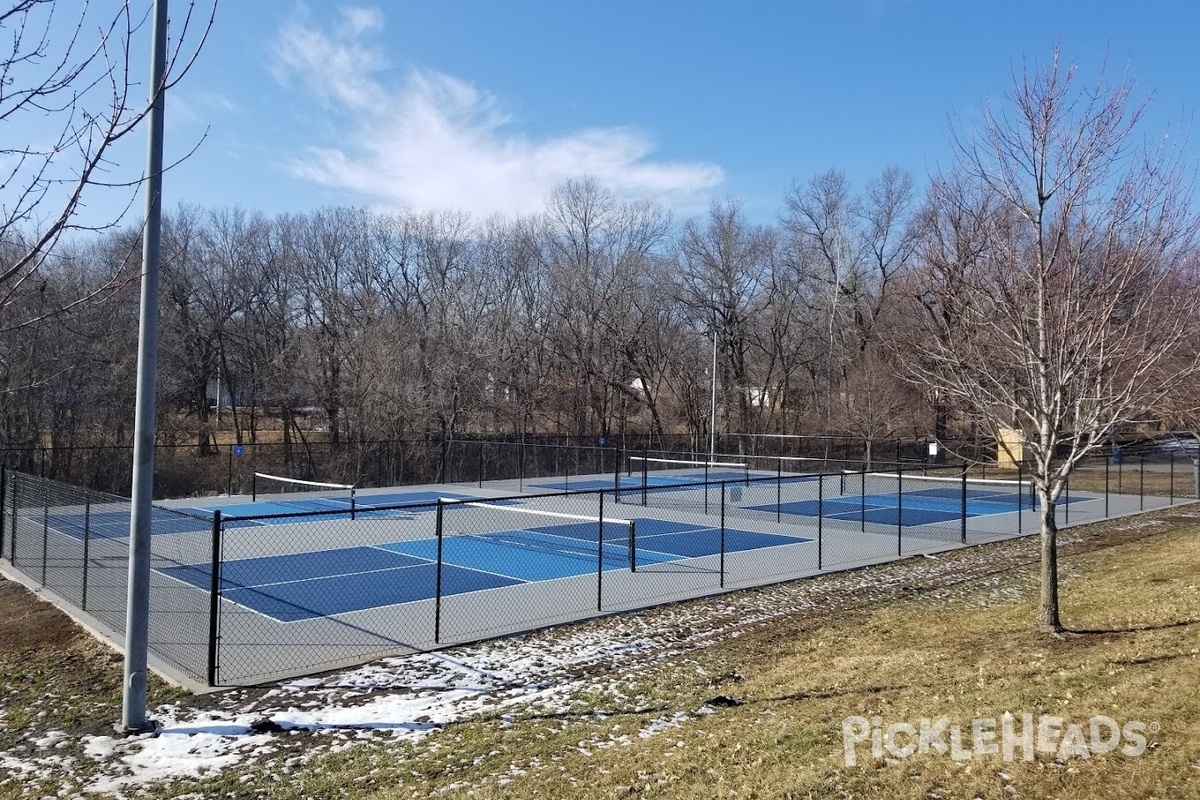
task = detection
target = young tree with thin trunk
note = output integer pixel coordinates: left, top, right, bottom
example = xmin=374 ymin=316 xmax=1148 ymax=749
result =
xmin=909 ymin=49 xmax=1200 ymax=633
xmin=0 ymin=1 xmax=215 ymax=329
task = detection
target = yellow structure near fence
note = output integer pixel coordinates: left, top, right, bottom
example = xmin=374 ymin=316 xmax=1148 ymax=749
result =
xmin=996 ymin=427 xmax=1024 ymax=469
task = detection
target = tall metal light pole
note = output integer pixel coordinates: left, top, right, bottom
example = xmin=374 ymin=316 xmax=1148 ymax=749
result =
xmin=121 ymin=0 xmax=168 ymax=734
xmin=709 ymin=313 xmax=718 ymax=461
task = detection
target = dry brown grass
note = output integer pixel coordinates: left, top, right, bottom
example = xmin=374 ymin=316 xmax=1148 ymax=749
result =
xmin=355 ymin=521 xmax=1200 ymax=799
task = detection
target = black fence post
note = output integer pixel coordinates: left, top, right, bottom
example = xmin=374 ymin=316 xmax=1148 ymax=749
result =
xmin=860 ymin=463 xmax=867 ymax=533
xmin=597 ymin=491 xmax=605 ymax=611
xmin=1139 ymin=456 xmax=1145 ymax=511
xmin=0 ymin=466 xmax=6 ymax=560
xmin=1064 ymin=477 xmax=1070 ymax=525
xmin=1104 ymin=454 xmax=1110 ymax=517
xmin=41 ymin=487 xmax=49 ymax=586
xmin=515 ymin=440 xmax=524 ymax=492
xmin=719 ymin=481 xmax=727 ymax=589
xmin=1169 ymin=451 xmax=1175 ymax=505
xmin=478 ymin=441 xmax=485 ymax=489
xmin=1016 ymin=461 xmax=1023 ymax=533
xmin=960 ymin=468 xmax=967 ymax=544
xmin=641 ymin=447 xmax=648 ymax=508
xmin=81 ymin=496 xmax=91 ymax=611
xmin=628 ymin=519 xmax=637 ymax=573
xmin=435 ymin=500 xmax=444 ymax=643
xmin=776 ymin=460 xmax=782 ymax=524
xmin=206 ymin=510 xmax=223 ymax=687
xmin=226 ymin=449 xmax=233 ymax=497
xmin=817 ymin=473 xmax=823 ymax=570
xmin=9 ymin=476 xmax=18 ymax=566
xmin=896 ymin=462 xmax=903 ymax=558
xmin=613 ymin=456 xmax=622 ymax=504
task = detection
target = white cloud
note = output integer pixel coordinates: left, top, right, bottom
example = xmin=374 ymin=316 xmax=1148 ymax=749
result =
xmin=268 ymin=6 xmax=723 ymax=217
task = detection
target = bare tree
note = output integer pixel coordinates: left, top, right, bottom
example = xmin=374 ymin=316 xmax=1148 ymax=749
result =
xmin=909 ymin=48 xmax=1200 ymax=632
xmin=676 ymin=198 xmax=773 ymax=440
xmin=0 ymin=0 xmax=215 ymax=327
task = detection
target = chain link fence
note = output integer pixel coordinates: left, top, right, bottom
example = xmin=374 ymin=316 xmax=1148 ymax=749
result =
xmin=1 ymin=450 xmax=1191 ymax=688
xmin=0 ymin=467 xmax=212 ymax=685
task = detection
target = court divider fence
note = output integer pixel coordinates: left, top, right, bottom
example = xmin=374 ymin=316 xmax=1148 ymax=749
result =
xmin=0 ymin=455 xmax=1190 ymax=688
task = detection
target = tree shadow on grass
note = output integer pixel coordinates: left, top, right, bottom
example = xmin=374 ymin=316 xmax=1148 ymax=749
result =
xmin=1063 ymin=618 xmax=1196 ymax=635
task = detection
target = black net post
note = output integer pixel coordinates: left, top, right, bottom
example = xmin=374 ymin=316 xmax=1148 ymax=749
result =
xmin=597 ymin=491 xmax=605 ymax=611
xmin=252 ymin=473 xmax=258 ymax=501
xmin=719 ymin=481 xmax=726 ymax=589
xmin=206 ymin=510 xmax=223 ymax=687
xmin=960 ymin=468 xmax=967 ymax=544
xmin=478 ymin=441 xmax=485 ymax=489
xmin=81 ymin=496 xmax=91 ymax=611
xmin=434 ymin=500 xmax=444 ymax=643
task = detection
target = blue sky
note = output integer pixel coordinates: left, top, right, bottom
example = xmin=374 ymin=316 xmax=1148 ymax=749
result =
xmin=94 ymin=2 xmax=1200 ymax=224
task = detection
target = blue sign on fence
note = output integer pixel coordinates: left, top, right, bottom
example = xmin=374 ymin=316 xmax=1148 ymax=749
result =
xmin=233 ymin=445 xmax=245 ymax=457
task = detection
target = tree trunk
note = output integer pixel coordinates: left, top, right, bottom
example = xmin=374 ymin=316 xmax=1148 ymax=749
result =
xmin=1038 ymin=493 xmax=1063 ymax=633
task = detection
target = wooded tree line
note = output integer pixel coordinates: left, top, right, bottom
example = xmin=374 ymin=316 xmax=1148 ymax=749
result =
xmin=2 ymin=51 xmax=1197 ymax=491
xmin=0 ymin=168 xmax=949 ymax=458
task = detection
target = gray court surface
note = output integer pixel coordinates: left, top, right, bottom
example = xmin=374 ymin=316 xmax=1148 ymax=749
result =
xmin=1 ymin=469 xmax=1184 ymax=689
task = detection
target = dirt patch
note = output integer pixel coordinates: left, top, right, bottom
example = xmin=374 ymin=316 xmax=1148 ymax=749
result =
xmin=0 ymin=581 xmax=132 ymax=744
xmin=0 ymin=580 xmax=85 ymax=655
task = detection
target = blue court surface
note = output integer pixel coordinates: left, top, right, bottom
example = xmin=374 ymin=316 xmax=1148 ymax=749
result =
xmin=39 ymin=490 xmax=480 ymax=542
xmin=534 ymin=471 xmax=815 ymax=493
xmin=160 ymin=516 xmax=812 ymax=622
xmin=747 ymin=485 xmax=1086 ymax=527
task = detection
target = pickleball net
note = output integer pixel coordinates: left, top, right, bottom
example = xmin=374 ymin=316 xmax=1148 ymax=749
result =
xmin=251 ymin=472 xmax=357 ymax=503
xmin=838 ymin=471 xmax=1034 ymax=508
xmin=441 ymin=499 xmax=638 ymax=570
